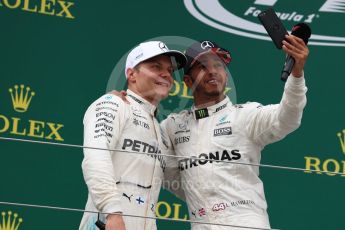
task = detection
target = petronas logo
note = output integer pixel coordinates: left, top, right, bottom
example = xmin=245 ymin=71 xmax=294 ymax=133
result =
xmin=8 ymin=84 xmax=35 ymax=113
xmin=0 ymin=211 xmax=23 ymax=230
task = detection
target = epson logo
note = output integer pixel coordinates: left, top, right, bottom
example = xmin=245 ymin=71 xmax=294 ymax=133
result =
xmin=214 ymin=127 xmax=232 ymax=136
xmin=96 ymin=112 xmax=115 ymax=120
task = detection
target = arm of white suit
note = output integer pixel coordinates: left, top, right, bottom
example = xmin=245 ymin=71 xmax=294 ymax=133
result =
xmin=244 ymin=75 xmax=307 ymax=147
xmin=82 ymin=95 xmax=126 ymax=215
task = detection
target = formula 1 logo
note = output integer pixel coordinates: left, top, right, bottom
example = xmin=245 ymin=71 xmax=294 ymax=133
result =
xmin=184 ymin=0 xmax=345 ymax=46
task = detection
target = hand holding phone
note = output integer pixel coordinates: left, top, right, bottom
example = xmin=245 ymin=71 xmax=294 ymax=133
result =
xmin=258 ymin=8 xmax=288 ymax=49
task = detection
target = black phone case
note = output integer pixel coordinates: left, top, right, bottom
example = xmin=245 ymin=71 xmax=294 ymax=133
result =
xmin=258 ymin=8 xmax=288 ymax=49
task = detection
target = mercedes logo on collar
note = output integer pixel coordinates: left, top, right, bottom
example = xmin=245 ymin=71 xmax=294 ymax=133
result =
xmin=159 ymin=42 xmax=168 ymax=51
xmin=201 ymin=41 xmax=214 ymax=50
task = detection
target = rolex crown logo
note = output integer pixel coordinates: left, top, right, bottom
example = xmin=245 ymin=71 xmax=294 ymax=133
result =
xmin=0 ymin=211 xmax=23 ymax=230
xmin=9 ymin=84 xmax=35 ymax=113
xmin=337 ymin=129 xmax=345 ymax=154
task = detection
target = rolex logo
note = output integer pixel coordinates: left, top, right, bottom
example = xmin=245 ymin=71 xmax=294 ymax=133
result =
xmin=1 ymin=84 xmax=65 ymax=141
xmin=8 ymin=85 xmax=35 ymax=113
xmin=337 ymin=129 xmax=345 ymax=154
xmin=0 ymin=211 xmax=23 ymax=230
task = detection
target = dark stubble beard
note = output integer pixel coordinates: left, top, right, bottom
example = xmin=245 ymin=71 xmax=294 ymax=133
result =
xmin=200 ymin=83 xmax=226 ymax=97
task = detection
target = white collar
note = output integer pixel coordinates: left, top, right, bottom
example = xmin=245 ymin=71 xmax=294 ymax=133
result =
xmin=191 ymin=96 xmax=232 ymax=120
xmin=126 ymin=89 xmax=157 ymax=116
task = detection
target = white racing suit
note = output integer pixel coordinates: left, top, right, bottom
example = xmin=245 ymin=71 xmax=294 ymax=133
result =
xmin=161 ymin=76 xmax=307 ymax=229
xmin=80 ymin=90 xmax=168 ymax=230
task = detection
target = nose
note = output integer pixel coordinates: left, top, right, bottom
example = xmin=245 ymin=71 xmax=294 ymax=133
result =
xmin=160 ymin=68 xmax=173 ymax=80
xmin=206 ymin=64 xmax=218 ymax=75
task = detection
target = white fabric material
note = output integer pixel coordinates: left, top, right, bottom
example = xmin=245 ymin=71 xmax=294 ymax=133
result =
xmin=161 ymin=75 xmax=307 ymax=229
xmin=80 ymin=90 xmax=167 ymax=230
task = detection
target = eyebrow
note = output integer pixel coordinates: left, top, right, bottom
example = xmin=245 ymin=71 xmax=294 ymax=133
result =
xmin=158 ymin=60 xmax=173 ymax=68
xmin=142 ymin=55 xmax=174 ymax=68
xmin=198 ymin=57 xmax=223 ymax=63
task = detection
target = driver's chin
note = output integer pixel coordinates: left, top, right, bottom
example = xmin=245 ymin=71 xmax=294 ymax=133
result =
xmin=155 ymin=88 xmax=169 ymax=100
xmin=204 ymin=87 xmax=224 ymax=97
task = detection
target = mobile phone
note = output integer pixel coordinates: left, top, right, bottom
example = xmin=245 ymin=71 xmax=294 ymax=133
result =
xmin=258 ymin=8 xmax=288 ymax=49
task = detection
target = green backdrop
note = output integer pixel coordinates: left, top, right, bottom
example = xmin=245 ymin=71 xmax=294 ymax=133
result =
xmin=1 ymin=0 xmax=345 ymax=229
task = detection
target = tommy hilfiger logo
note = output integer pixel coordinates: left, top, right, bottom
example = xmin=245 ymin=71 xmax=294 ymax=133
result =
xmin=337 ymin=129 xmax=345 ymax=154
xmin=9 ymin=84 xmax=35 ymax=113
xmin=198 ymin=208 xmax=206 ymax=217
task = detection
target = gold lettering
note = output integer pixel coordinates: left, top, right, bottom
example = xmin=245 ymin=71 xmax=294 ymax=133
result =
xmin=10 ymin=117 xmax=26 ymax=136
xmin=0 ymin=115 xmax=10 ymax=133
xmin=2 ymin=0 xmax=20 ymax=9
xmin=45 ymin=122 xmax=64 ymax=141
xmin=304 ymin=156 xmax=322 ymax=174
xmin=342 ymin=161 xmax=345 ymax=177
xmin=172 ymin=203 xmax=188 ymax=220
xmin=169 ymin=80 xmax=180 ymax=97
xmin=323 ymin=159 xmax=340 ymax=176
xmin=181 ymin=82 xmax=193 ymax=99
xmin=39 ymin=0 xmax=55 ymax=15
xmin=156 ymin=201 xmax=171 ymax=218
xmin=56 ymin=1 xmax=74 ymax=19
xmin=22 ymin=0 xmax=38 ymax=12
xmin=27 ymin=120 xmax=45 ymax=138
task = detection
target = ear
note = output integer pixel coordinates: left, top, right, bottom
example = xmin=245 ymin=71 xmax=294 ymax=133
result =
xmin=183 ymin=74 xmax=193 ymax=88
xmin=126 ymin=68 xmax=136 ymax=84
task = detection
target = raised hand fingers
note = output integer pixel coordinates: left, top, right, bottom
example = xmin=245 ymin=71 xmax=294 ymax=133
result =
xmin=110 ymin=90 xmax=130 ymax=104
xmin=282 ymin=35 xmax=310 ymax=77
xmin=285 ymin=35 xmax=306 ymax=49
xmin=282 ymin=35 xmax=309 ymax=59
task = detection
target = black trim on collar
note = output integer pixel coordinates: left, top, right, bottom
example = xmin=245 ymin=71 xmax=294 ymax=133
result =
xmin=128 ymin=94 xmax=143 ymax=104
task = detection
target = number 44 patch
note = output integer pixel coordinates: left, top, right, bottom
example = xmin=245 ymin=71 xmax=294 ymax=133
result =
xmin=212 ymin=203 xmax=229 ymax=212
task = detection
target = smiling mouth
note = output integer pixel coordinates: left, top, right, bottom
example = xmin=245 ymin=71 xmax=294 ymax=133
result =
xmin=156 ymin=82 xmax=170 ymax=87
xmin=206 ymin=79 xmax=218 ymax=85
